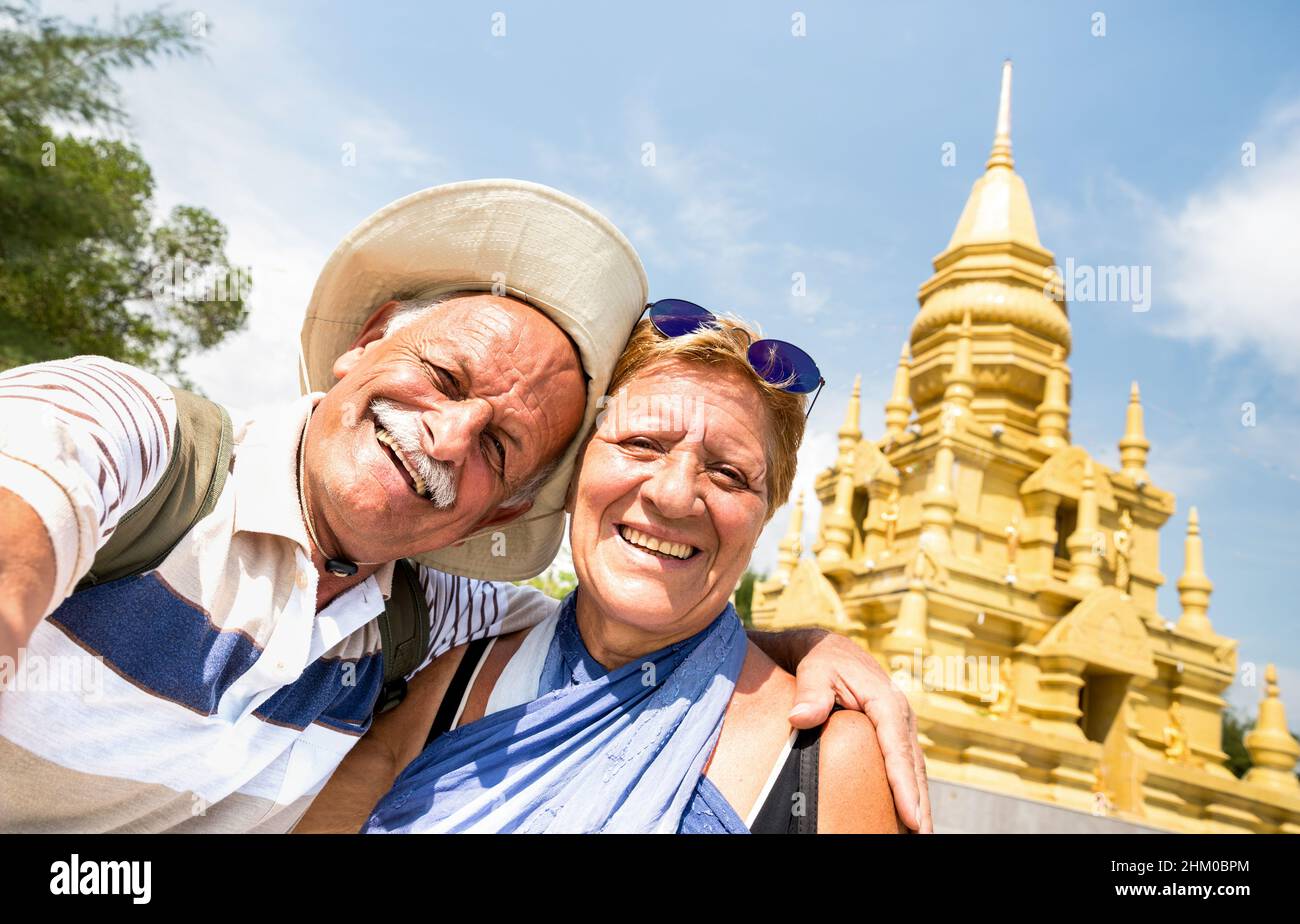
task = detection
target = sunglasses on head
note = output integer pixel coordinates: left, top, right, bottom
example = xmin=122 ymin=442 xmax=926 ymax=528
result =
xmin=646 ymin=299 xmax=826 ymax=418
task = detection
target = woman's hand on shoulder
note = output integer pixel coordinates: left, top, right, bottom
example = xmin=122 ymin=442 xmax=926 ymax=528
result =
xmin=818 ymin=709 xmax=908 ymax=834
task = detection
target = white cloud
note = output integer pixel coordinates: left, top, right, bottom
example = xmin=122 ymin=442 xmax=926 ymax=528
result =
xmin=787 ymin=287 xmax=831 ymax=321
xmin=337 ymin=113 xmax=448 ymax=179
xmin=1155 ymin=102 xmax=1300 ymax=378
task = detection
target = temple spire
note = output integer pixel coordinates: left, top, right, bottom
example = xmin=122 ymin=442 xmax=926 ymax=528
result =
xmin=920 ymin=423 xmax=958 ymax=552
xmin=884 ymin=575 xmax=930 ymax=677
xmin=941 ymin=57 xmax=1041 ymax=254
xmin=1244 ymin=664 xmax=1300 ymax=791
xmin=913 ymin=57 xmax=1069 ymax=435
xmin=819 ymin=447 xmax=857 ymax=571
xmin=838 ymin=374 xmax=862 ymax=461
xmin=819 ymin=377 xmax=863 ymax=571
xmin=1067 ymin=458 xmax=1103 ymax=589
xmin=1036 ymin=346 xmax=1070 ymax=452
xmin=1119 ymin=381 xmax=1150 ymax=483
xmin=986 ymin=58 xmax=1014 ymax=170
xmin=1177 ymin=507 xmax=1215 ymax=636
xmin=774 ymin=492 xmax=805 ymax=584
xmin=884 ymin=343 xmax=912 ymax=438
xmin=943 ymin=310 xmax=975 ymax=411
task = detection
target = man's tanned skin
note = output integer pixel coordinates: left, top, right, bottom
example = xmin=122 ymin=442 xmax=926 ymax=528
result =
xmin=306 ymin=294 xmax=586 ymax=610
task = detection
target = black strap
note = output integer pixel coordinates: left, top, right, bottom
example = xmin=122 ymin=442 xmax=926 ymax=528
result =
xmin=796 ymin=732 xmax=820 ymax=835
xmin=373 ymin=558 xmax=432 ymax=715
xmin=425 ymin=636 xmax=493 ymax=748
xmin=748 ymin=705 xmax=843 ymax=834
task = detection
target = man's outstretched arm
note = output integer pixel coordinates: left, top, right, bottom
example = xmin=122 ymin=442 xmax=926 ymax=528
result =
xmin=0 ymin=488 xmax=57 ymax=663
xmin=747 ymin=626 xmax=932 ymax=833
xmin=0 ymin=357 xmax=178 ymax=665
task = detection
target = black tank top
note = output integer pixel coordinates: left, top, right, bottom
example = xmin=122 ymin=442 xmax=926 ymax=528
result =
xmin=425 ymin=636 xmax=831 ymax=834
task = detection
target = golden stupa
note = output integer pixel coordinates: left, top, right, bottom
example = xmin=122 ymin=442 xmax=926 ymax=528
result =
xmin=752 ymin=61 xmax=1300 ymax=833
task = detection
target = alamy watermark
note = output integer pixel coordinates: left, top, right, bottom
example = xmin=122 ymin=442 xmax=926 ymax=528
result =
xmin=1047 ymin=257 xmax=1151 ymax=313
xmin=891 ymin=650 xmax=1003 ymax=702
xmin=594 ymin=389 xmax=711 ymax=436
xmin=0 ymin=649 xmax=106 ymax=702
xmin=150 ymin=257 xmax=251 ymax=303
xmin=50 ymin=854 xmax=150 ymax=904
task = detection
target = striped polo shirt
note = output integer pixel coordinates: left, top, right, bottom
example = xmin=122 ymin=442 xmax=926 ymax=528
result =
xmin=0 ymin=357 xmax=554 ymax=833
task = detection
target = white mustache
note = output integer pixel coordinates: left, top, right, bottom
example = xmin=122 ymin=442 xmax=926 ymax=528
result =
xmin=369 ymin=398 xmax=458 ymax=508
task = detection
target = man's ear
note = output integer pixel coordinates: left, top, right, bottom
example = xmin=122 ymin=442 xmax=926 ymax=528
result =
xmin=332 ymin=299 xmax=403 ymax=381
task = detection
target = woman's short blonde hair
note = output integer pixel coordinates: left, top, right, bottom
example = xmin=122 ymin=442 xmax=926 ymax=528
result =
xmin=605 ymin=315 xmax=806 ymax=519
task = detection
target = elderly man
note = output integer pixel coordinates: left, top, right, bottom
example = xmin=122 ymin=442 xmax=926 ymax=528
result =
xmin=0 ymin=180 xmax=930 ymax=833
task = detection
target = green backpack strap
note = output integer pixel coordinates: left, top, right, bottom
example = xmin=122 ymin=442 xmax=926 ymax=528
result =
xmin=374 ymin=558 xmax=432 ymax=715
xmin=72 ymin=383 xmax=428 ymax=716
xmin=77 ymin=387 xmax=234 ymax=590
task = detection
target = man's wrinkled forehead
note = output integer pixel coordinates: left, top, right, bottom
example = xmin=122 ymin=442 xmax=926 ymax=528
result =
xmin=410 ymin=292 xmax=586 ymax=377
xmin=523 ymin=302 xmax=587 ymax=380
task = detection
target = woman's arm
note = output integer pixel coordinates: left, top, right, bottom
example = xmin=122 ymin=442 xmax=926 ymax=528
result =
xmin=816 ymin=709 xmax=908 ymax=834
xmin=293 ymin=647 xmax=465 ymax=833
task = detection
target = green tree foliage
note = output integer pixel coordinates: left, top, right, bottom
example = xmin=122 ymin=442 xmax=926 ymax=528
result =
xmin=1221 ymin=705 xmax=1252 ymax=779
xmin=519 ymin=569 xmax=578 ymax=602
xmin=734 ymin=568 xmax=764 ymax=627
xmin=0 ymin=2 xmax=247 ymax=382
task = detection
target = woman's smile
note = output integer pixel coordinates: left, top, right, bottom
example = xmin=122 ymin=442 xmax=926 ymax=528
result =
xmin=613 ymin=521 xmax=702 ymax=565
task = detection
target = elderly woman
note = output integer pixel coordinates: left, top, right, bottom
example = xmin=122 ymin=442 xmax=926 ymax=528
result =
xmin=298 ymin=302 xmax=902 ymax=833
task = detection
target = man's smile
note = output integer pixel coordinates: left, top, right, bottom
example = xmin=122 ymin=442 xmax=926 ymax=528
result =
xmin=367 ymin=398 xmax=459 ymax=508
xmin=375 ymin=426 xmax=429 ymax=498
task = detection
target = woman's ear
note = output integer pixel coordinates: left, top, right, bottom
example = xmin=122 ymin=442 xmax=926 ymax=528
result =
xmin=332 ymin=299 xmax=403 ymax=381
xmin=563 ymin=428 xmax=597 ymax=515
xmin=563 ymin=472 xmax=578 ymax=515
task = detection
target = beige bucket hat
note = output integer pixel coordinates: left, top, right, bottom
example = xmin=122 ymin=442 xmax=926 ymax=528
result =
xmin=299 ymin=179 xmax=648 ymax=581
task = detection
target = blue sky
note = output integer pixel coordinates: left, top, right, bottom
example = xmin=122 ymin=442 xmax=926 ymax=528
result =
xmin=57 ymin=0 xmax=1300 ymax=719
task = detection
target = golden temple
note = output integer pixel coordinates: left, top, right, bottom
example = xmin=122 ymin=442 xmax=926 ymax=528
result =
xmin=751 ymin=60 xmax=1300 ymax=833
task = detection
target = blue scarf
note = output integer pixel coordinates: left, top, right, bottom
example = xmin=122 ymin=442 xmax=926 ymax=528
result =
xmin=363 ymin=590 xmax=747 ymax=833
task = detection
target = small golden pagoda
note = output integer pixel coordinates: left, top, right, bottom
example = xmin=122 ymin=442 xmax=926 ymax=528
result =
xmin=753 ymin=60 xmax=1300 ymax=833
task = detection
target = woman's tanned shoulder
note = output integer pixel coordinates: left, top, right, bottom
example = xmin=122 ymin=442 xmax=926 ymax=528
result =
xmin=818 ymin=709 xmax=907 ymax=833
